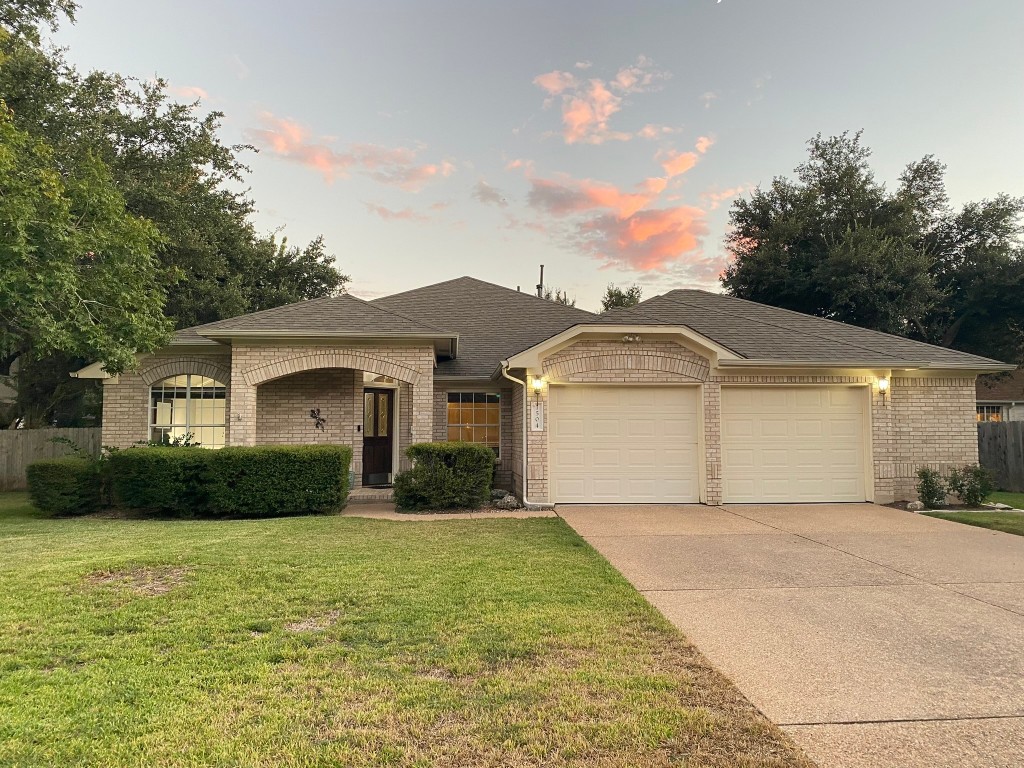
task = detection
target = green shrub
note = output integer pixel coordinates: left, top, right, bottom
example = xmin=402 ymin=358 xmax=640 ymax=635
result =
xmin=205 ymin=445 xmax=351 ymax=517
xmin=108 ymin=447 xmax=213 ymax=516
xmin=108 ymin=444 xmax=351 ymax=517
xmin=394 ymin=441 xmax=494 ymax=511
xmin=916 ymin=466 xmax=946 ymax=509
xmin=26 ymin=458 xmax=102 ymax=516
xmin=946 ymin=464 xmax=994 ymax=507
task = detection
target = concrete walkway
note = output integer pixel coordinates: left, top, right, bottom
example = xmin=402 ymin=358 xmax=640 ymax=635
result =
xmin=558 ymin=503 xmax=1024 ymax=768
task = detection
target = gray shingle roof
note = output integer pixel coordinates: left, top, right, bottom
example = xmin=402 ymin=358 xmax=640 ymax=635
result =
xmin=174 ymin=292 xmax=454 ymax=341
xmin=612 ymin=290 xmax=1005 ymax=368
xmin=372 ymin=276 xmax=596 ymax=378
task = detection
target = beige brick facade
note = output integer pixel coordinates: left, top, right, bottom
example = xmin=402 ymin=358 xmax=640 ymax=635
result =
xmin=513 ymin=335 xmax=981 ymax=505
xmin=100 ymin=351 xmax=232 ymax=448
xmin=431 ymin=381 xmax=515 ymax=490
xmin=101 ymin=342 xmax=433 ymax=487
xmin=100 ymin=334 xmax=981 ymax=507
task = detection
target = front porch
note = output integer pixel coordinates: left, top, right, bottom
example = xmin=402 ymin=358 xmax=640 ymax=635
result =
xmin=228 ymin=346 xmax=436 ymax=488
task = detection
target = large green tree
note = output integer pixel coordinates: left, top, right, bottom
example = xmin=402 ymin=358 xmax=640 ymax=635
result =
xmin=0 ymin=103 xmax=169 ymax=372
xmin=722 ymin=132 xmax=1024 ymax=362
xmin=0 ymin=9 xmax=349 ymax=426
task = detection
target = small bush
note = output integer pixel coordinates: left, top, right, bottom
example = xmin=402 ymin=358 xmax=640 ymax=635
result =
xmin=26 ymin=458 xmax=102 ymax=516
xmin=108 ymin=448 xmax=213 ymax=516
xmin=916 ymin=467 xmax=946 ymax=509
xmin=108 ymin=444 xmax=351 ymax=517
xmin=946 ymin=464 xmax=994 ymax=507
xmin=394 ymin=441 xmax=495 ymax=511
xmin=205 ymin=445 xmax=351 ymax=517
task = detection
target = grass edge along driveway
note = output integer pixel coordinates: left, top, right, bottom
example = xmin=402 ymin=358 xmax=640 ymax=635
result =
xmin=923 ymin=491 xmax=1024 ymax=537
xmin=0 ymin=492 xmax=811 ymax=768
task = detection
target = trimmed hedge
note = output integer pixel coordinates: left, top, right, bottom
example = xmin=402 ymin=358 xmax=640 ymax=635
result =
xmin=394 ymin=441 xmax=494 ymax=511
xmin=26 ymin=458 xmax=102 ymax=516
xmin=205 ymin=446 xmax=351 ymax=517
xmin=108 ymin=444 xmax=352 ymax=517
xmin=108 ymin=448 xmax=211 ymax=516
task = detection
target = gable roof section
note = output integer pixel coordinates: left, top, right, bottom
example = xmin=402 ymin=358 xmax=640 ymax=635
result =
xmin=174 ymin=293 xmax=457 ymax=348
xmin=373 ymin=276 xmax=596 ymax=377
xmin=611 ymin=290 xmax=1009 ymax=369
xmin=977 ymin=369 xmax=1024 ymax=401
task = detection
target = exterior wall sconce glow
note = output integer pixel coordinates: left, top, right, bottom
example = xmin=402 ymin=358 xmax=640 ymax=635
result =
xmin=531 ymin=376 xmax=546 ymax=392
xmin=877 ymin=376 xmax=890 ymax=400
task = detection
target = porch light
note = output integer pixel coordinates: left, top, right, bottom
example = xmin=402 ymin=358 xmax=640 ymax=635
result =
xmin=877 ymin=377 xmax=890 ymax=398
xmin=531 ymin=376 xmax=546 ymax=392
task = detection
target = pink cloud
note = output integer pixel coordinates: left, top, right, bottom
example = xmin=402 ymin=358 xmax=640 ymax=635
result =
xmin=660 ymin=150 xmax=698 ymax=179
xmin=168 ymin=84 xmax=208 ymax=101
xmin=534 ymin=56 xmax=669 ymax=145
xmin=533 ymin=70 xmax=577 ymax=95
xmin=577 ymin=205 xmax=709 ymax=272
xmin=246 ymin=113 xmax=454 ymax=190
xmin=701 ymin=185 xmax=745 ymax=210
xmin=637 ymin=123 xmax=679 ymax=140
xmin=364 ymin=203 xmax=428 ymax=222
xmin=528 ymin=175 xmax=657 ymax=219
xmin=695 ymin=135 xmax=715 ymax=154
xmin=640 ymin=177 xmax=668 ymax=195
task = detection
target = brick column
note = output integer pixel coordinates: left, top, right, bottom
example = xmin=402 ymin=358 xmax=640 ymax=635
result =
xmin=871 ymin=380 xmax=896 ymax=504
xmin=410 ymin=375 xmax=433 ymax=445
xmin=351 ymin=374 xmax=364 ymax=487
xmin=227 ymin=378 xmax=257 ymax=447
xmin=525 ymin=374 xmax=549 ymax=503
xmin=703 ymin=380 xmax=722 ymax=505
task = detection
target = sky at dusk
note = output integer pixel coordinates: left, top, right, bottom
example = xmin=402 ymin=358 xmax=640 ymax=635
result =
xmin=52 ymin=0 xmax=1024 ymax=311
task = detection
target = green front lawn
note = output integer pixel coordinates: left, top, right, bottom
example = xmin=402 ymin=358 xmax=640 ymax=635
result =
xmin=925 ymin=509 xmax=1024 ymax=537
xmin=991 ymin=491 xmax=1024 ymax=510
xmin=0 ymin=493 xmax=807 ymax=767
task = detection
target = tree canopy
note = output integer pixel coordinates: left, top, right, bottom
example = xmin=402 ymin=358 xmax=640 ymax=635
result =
xmin=601 ymin=284 xmax=642 ymax=312
xmin=722 ymin=132 xmax=1024 ymax=363
xmin=0 ymin=11 xmax=349 ymax=426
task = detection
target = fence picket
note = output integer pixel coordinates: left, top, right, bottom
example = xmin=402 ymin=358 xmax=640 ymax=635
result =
xmin=0 ymin=428 xmax=102 ymax=491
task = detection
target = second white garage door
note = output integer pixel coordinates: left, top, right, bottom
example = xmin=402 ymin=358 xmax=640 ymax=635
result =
xmin=548 ymin=385 xmax=700 ymax=503
xmin=721 ymin=386 xmax=868 ymax=503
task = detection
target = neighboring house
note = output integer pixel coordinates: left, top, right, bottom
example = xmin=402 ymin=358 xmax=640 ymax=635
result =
xmin=976 ymin=369 xmax=1024 ymax=422
xmin=75 ymin=276 xmax=1011 ymax=504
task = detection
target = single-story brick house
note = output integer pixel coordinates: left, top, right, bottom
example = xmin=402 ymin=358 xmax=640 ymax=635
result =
xmin=76 ymin=276 xmax=1012 ymax=505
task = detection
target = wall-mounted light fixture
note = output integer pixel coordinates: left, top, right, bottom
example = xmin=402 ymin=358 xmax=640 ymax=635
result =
xmin=622 ymin=334 xmax=643 ymax=344
xmin=877 ymin=376 xmax=890 ymax=401
xmin=531 ymin=376 xmax=545 ymax=395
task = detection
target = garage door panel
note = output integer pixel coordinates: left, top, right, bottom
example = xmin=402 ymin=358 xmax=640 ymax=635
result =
xmin=722 ymin=386 xmax=867 ymax=503
xmin=549 ymin=385 xmax=699 ymax=504
xmin=760 ymin=419 xmax=790 ymax=437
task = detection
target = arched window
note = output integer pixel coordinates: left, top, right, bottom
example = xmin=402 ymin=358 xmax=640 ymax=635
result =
xmin=149 ymin=375 xmax=226 ymax=448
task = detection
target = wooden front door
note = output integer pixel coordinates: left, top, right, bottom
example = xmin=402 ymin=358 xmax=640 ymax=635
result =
xmin=362 ymin=388 xmax=394 ymax=486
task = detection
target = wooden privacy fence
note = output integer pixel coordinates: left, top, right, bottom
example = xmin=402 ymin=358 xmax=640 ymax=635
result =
xmin=0 ymin=428 xmax=102 ymax=491
xmin=978 ymin=422 xmax=1024 ymax=493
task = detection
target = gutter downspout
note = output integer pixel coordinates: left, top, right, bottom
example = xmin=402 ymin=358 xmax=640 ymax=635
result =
xmin=500 ymin=360 xmax=539 ymax=509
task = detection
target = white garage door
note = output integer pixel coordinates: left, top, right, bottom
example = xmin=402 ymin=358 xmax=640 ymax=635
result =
xmin=721 ymin=386 xmax=867 ymax=503
xmin=548 ymin=386 xmax=700 ymax=503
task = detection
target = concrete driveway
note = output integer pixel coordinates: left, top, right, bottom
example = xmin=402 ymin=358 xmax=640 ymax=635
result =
xmin=558 ymin=503 xmax=1024 ymax=768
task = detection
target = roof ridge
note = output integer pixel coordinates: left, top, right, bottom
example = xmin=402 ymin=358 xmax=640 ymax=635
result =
xmin=603 ymin=303 xmax=748 ymax=357
xmin=189 ymin=294 xmax=342 ymax=332
xmin=664 ymin=290 xmax=1001 ymax=365
xmin=344 ymin=291 xmax=454 ymax=334
xmin=376 ymin=275 xmax=598 ymax=317
xmin=650 ymin=292 xmax=922 ymax=362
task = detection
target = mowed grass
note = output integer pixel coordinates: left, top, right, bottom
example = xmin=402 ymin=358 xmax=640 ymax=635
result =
xmin=925 ymin=509 xmax=1024 ymax=536
xmin=924 ymin=491 xmax=1024 ymax=536
xmin=991 ymin=491 xmax=1024 ymax=510
xmin=0 ymin=493 xmax=809 ymax=768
